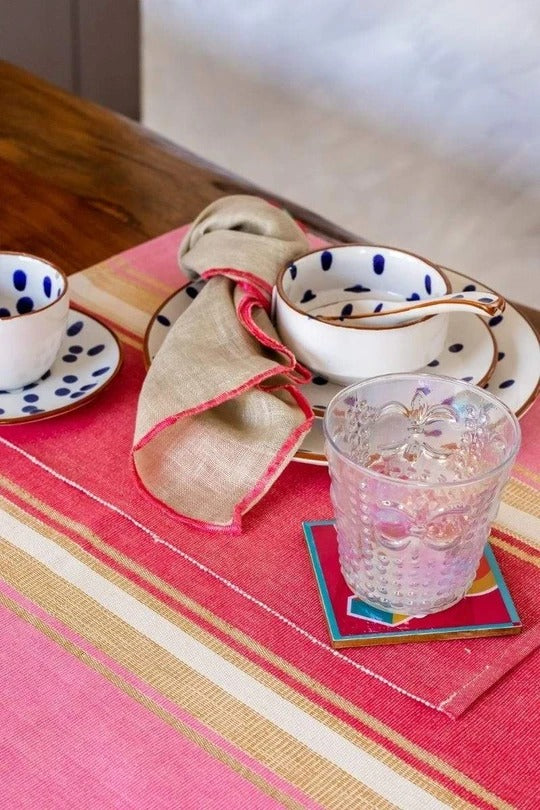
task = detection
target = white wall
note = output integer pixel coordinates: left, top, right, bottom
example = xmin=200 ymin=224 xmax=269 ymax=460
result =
xmin=142 ymin=0 xmax=540 ymax=305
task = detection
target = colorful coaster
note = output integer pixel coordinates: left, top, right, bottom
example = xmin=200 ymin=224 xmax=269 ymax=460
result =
xmin=303 ymin=520 xmax=521 ymax=647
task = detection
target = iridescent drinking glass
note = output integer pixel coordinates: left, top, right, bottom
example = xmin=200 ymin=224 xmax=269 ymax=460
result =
xmin=323 ymin=374 xmax=521 ymax=615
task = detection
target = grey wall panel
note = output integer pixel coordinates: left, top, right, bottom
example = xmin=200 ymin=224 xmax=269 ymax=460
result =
xmin=77 ymin=0 xmax=140 ymax=119
xmin=0 ymin=0 xmax=140 ymax=118
xmin=0 ymin=0 xmax=73 ymax=91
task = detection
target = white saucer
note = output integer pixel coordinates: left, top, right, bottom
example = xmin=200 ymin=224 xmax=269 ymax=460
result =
xmin=144 ymin=268 xmax=539 ymax=466
xmin=0 ymin=310 xmax=122 ymax=425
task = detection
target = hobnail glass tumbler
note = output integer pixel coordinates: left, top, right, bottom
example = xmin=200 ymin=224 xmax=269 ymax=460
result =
xmin=323 ymin=373 xmax=521 ymax=615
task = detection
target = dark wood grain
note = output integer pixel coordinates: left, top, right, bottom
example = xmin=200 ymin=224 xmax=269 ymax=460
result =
xmin=0 ymin=61 xmax=357 ymax=268
xmin=0 ymin=59 xmax=538 ymax=335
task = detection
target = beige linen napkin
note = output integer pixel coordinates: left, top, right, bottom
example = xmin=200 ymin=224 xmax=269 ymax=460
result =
xmin=133 ymin=195 xmax=313 ymax=532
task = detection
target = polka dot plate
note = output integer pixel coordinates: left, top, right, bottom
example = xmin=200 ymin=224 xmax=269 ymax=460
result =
xmin=0 ymin=310 xmax=122 ymax=425
xmin=145 ymin=268 xmax=539 ymax=466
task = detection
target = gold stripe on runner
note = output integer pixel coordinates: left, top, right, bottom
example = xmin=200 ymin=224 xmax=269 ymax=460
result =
xmin=115 ymin=330 xmax=143 ymax=350
xmin=503 ymin=479 xmax=540 ymax=520
xmin=69 ymin=275 xmax=156 ymax=338
xmin=0 ymin=591 xmax=307 ymax=810
xmin=0 ymin=533 xmax=397 ymax=810
xmin=493 ymin=508 xmax=540 ymax=552
xmin=513 ymin=464 xmax=540 ymax=486
xmin=75 ymin=263 xmax=165 ymax=314
xmin=490 ymin=535 xmax=540 ymax=568
xmin=0 ymin=482 xmax=501 ymax=810
xmin=0 ymin=481 xmax=510 ymax=809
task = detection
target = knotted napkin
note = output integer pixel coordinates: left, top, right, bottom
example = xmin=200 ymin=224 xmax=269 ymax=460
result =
xmin=133 ymin=195 xmax=313 ymax=532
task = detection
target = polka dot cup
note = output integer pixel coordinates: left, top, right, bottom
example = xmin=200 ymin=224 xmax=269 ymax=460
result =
xmin=274 ymin=245 xmax=451 ymax=385
xmin=0 ymin=253 xmax=69 ymax=389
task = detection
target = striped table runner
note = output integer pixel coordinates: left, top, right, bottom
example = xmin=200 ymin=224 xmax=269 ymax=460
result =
xmin=0 ymin=225 xmax=539 ymax=809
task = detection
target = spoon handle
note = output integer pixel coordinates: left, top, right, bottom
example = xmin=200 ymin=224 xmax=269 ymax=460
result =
xmin=321 ymin=292 xmax=505 ymax=324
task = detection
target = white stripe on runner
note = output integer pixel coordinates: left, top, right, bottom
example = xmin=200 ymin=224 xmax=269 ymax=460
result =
xmin=495 ymin=502 xmax=540 ymax=548
xmin=0 ymin=436 xmax=443 ymax=714
xmin=0 ymin=508 xmax=450 ymax=810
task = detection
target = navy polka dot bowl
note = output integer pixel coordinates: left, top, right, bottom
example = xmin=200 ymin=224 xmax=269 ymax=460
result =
xmin=0 ymin=253 xmax=69 ymax=389
xmin=274 ymin=245 xmax=451 ymax=385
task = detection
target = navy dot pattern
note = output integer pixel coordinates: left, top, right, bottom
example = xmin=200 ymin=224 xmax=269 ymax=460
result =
xmin=67 ymin=321 xmax=83 ymax=336
xmin=145 ymin=271 xmax=533 ymax=429
xmin=16 ymin=297 xmax=34 ymax=314
xmin=321 ymin=251 xmax=333 ymax=271
xmin=372 ymin=254 xmax=385 ymax=275
xmin=344 ymin=284 xmax=371 ymax=293
xmin=13 ymin=270 xmax=27 ymax=291
xmin=87 ymin=344 xmax=105 ymax=356
xmin=300 ymin=289 xmax=317 ymax=304
xmin=0 ymin=263 xmax=65 ymax=321
xmin=0 ymin=312 xmax=119 ymax=422
xmin=280 ymin=248 xmax=454 ymax=313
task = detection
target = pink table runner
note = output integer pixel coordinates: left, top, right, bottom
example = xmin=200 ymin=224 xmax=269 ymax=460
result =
xmin=0 ymin=224 xmax=539 ymax=808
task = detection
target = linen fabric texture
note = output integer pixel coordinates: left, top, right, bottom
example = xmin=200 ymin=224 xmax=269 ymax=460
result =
xmin=133 ymin=196 xmax=313 ymax=531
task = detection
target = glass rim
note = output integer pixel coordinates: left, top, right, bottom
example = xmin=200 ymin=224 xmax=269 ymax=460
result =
xmin=322 ymin=372 xmax=522 ymax=489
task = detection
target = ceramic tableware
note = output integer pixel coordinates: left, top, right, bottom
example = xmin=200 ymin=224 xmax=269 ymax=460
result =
xmin=304 ymin=313 xmax=497 ymax=416
xmin=0 ymin=252 xmax=69 ymax=389
xmin=316 ymin=290 xmax=505 ymax=325
xmin=295 ymin=266 xmax=540 ymax=465
xmin=0 ymin=310 xmax=122 ymax=424
xmin=273 ymin=245 xmax=452 ymax=384
xmin=144 ymin=266 xmax=539 ymax=467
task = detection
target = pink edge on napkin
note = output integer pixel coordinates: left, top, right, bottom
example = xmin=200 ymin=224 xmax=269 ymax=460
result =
xmin=132 ymin=196 xmax=314 ymax=533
